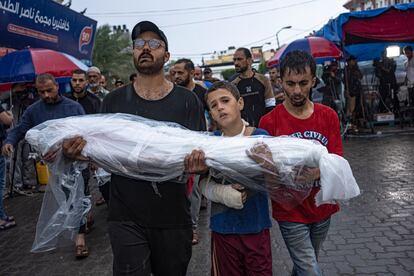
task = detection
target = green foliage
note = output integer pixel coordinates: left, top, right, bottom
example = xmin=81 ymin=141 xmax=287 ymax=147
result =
xmin=258 ymin=61 xmax=267 ymax=74
xmin=92 ymin=25 xmax=135 ymax=85
xmin=221 ymin=68 xmax=236 ymax=80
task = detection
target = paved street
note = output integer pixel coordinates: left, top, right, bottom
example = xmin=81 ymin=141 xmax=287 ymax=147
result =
xmin=0 ymin=133 xmax=413 ymax=276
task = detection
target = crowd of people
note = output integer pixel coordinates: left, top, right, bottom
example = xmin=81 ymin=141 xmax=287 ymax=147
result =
xmin=0 ymin=19 xmax=412 ymax=276
xmin=319 ymin=46 xmax=414 ymax=132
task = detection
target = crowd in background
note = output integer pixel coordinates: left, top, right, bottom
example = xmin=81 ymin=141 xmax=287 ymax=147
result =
xmin=0 ymin=19 xmax=413 ymax=276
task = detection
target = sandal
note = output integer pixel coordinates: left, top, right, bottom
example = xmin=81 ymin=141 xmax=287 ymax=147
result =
xmin=13 ymin=187 xmax=35 ymax=197
xmin=75 ymin=244 xmax=89 ymax=259
xmin=0 ymin=220 xmax=16 ymax=231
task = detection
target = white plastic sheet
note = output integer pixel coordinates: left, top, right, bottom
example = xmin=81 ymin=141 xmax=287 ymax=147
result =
xmin=26 ymin=113 xmax=360 ymax=252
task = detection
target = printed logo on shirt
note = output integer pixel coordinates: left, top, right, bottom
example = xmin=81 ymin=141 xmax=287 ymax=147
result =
xmin=290 ymin=131 xmax=328 ymax=146
xmin=241 ymin=91 xmax=260 ymax=97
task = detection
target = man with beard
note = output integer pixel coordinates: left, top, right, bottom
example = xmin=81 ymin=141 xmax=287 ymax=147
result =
xmin=67 ymin=69 xmax=108 ymax=208
xmin=232 ymin=47 xmax=275 ymax=126
xmin=62 ymin=21 xmax=205 ymax=275
xmin=173 ymin=58 xmax=208 ymax=110
xmin=1 ymin=73 xmax=87 ymax=257
xmin=67 ymin=69 xmax=101 ymax=114
xmin=87 ymin=66 xmax=109 ymax=101
xmin=2 ymin=73 xmax=85 ymax=156
xmin=258 ymin=51 xmax=342 ymax=276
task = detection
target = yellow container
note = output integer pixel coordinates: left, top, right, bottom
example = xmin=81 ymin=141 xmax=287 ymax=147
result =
xmin=36 ymin=161 xmax=49 ymax=185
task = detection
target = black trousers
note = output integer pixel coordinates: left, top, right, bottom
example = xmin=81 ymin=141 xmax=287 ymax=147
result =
xmin=408 ymin=86 xmax=414 ymax=107
xmin=99 ymin=181 xmax=111 ymax=203
xmin=108 ymin=221 xmax=192 ymax=276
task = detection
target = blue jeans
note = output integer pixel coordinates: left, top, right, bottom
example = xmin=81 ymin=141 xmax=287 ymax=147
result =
xmin=0 ymin=155 xmax=6 ymax=219
xmin=278 ymin=218 xmax=331 ymax=276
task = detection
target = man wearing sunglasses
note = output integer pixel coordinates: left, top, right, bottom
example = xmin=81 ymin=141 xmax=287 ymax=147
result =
xmin=62 ymin=21 xmax=205 ymax=276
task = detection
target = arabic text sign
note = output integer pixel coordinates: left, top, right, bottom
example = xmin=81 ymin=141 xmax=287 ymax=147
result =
xmin=0 ymin=0 xmax=97 ymax=63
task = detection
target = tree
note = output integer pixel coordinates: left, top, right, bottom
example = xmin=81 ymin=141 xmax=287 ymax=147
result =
xmin=92 ymin=25 xmax=135 ymax=86
xmin=221 ymin=68 xmax=236 ymax=80
xmin=258 ymin=61 xmax=267 ymax=74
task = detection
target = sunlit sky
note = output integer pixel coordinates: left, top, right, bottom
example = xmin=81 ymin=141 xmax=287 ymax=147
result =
xmin=71 ymin=0 xmax=348 ymax=65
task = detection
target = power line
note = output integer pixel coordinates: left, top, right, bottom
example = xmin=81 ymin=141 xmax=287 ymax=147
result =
xmin=169 ymin=17 xmax=331 ymax=59
xmin=171 ymin=53 xmax=206 ymax=57
xmin=160 ymin=0 xmax=319 ymax=28
xmin=243 ymin=16 xmax=332 ymax=48
xmin=88 ymin=5 xmax=256 ymax=18
xmin=87 ymin=0 xmax=274 ymax=16
xmin=242 ymin=34 xmax=278 ymax=47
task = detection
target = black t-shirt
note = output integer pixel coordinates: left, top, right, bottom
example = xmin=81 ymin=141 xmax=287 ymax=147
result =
xmin=101 ymin=83 xmax=205 ymax=228
xmin=231 ymin=73 xmax=273 ymax=127
xmin=66 ymin=92 xmax=101 ymax=114
xmin=192 ymin=83 xmax=208 ymax=111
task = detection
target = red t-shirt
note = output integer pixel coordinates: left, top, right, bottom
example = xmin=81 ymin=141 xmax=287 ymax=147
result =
xmin=259 ymin=103 xmax=342 ymax=223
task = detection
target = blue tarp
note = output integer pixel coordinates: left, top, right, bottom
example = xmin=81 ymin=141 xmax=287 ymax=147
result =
xmin=315 ymin=3 xmax=414 ymax=61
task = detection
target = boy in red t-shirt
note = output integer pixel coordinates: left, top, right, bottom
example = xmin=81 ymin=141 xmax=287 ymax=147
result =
xmin=258 ymin=50 xmax=343 ymax=275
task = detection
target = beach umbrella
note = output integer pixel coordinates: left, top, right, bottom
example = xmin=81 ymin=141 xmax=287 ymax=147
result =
xmin=0 ymin=48 xmax=88 ymax=84
xmin=267 ymin=36 xmax=342 ymax=68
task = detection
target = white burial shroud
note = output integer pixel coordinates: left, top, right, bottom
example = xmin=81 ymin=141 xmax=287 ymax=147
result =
xmin=25 ymin=113 xmax=360 ymax=252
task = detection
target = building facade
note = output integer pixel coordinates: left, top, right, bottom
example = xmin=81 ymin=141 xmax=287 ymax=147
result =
xmin=343 ymin=0 xmax=413 ymax=11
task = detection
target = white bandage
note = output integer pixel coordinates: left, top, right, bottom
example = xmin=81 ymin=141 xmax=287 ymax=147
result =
xmin=199 ymin=176 xmax=244 ymax=209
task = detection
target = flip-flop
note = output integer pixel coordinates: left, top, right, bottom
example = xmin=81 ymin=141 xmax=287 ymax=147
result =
xmin=3 ymin=216 xmax=14 ymax=222
xmin=0 ymin=220 xmax=16 ymax=231
xmin=75 ymin=245 xmax=89 ymax=259
xmin=13 ymin=188 xmax=35 ymax=197
xmin=192 ymin=230 xmax=199 ymax=245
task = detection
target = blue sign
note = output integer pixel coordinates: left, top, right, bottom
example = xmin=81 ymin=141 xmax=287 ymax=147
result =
xmin=0 ymin=0 xmax=97 ymax=64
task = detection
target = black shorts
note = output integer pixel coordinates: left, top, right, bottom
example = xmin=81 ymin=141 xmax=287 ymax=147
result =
xmin=108 ymin=221 xmax=192 ymax=276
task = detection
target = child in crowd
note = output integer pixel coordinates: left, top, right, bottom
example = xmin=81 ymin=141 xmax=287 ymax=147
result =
xmin=185 ymin=81 xmax=272 ymax=276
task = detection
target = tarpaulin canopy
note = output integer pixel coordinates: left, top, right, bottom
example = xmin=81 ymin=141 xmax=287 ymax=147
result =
xmin=315 ymin=3 xmax=414 ymax=61
xmin=266 ymin=37 xmax=342 ymax=68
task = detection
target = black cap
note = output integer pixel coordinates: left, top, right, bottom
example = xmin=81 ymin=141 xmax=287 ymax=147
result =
xmin=131 ymin=21 xmax=168 ymax=51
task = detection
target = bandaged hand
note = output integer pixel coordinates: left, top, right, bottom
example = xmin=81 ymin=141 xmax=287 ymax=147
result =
xmin=200 ymin=177 xmax=245 ymax=209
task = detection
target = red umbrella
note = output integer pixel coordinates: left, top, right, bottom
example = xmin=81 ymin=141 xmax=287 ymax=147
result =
xmin=267 ymin=36 xmax=342 ymax=68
